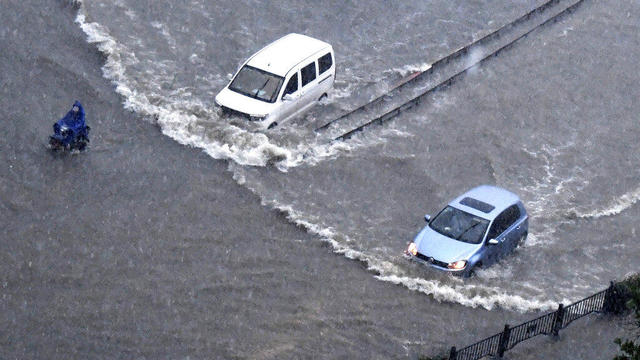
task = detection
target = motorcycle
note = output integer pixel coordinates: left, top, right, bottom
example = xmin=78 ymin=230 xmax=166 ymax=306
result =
xmin=49 ymin=101 xmax=90 ymax=151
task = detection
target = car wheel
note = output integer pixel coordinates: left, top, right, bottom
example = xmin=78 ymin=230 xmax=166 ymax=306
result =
xmin=467 ymin=262 xmax=483 ymax=278
xmin=318 ymin=93 xmax=328 ymax=102
xmin=267 ymin=122 xmax=278 ymax=129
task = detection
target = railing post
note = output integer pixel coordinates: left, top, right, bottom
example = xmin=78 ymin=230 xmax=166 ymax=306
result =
xmin=603 ymin=281 xmax=614 ymax=313
xmin=603 ymin=281 xmax=623 ymax=314
xmin=553 ymin=303 xmax=564 ymax=336
xmin=497 ymin=324 xmax=511 ymax=358
xmin=448 ymin=346 xmax=457 ymax=360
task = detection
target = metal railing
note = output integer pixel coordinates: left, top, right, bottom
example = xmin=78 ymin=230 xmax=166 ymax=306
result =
xmin=447 ymin=281 xmax=627 ymax=360
xmin=326 ymin=0 xmax=587 ymax=141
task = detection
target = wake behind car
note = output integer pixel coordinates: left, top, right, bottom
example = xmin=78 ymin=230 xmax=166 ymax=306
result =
xmin=406 ymin=185 xmax=528 ymax=277
xmin=215 ymin=33 xmax=335 ymax=130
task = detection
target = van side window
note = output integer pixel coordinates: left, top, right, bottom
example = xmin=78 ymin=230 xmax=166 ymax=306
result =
xmin=282 ymin=73 xmax=298 ymax=97
xmin=301 ymin=62 xmax=316 ymax=87
xmin=318 ymin=53 xmax=333 ymax=74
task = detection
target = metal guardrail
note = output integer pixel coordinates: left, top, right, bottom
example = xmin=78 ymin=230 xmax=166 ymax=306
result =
xmin=325 ymin=0 xmax=587 ymax=141
xmin=448 ymin=281 xmax=627 ymax=360
xmin=315 ymin=0 xmax=569 ymax=133
xmin=451 ymin=333 xmax=501 ymax=360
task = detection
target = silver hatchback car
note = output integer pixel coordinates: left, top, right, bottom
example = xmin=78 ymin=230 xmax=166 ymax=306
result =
xmin=407 ymin=185 xmax=528 ymax=277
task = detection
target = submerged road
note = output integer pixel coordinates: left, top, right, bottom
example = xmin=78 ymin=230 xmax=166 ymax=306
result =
xmin=1 ymin=0 xmax=636 ymax=359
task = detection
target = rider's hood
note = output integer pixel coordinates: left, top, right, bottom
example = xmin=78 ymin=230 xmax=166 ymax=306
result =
xmin=57 ymin=100 xmax=85 ymax=128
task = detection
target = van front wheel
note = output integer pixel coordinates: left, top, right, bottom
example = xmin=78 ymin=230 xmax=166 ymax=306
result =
xmin=318 ymin=93 xmax=328 ymax=102
xmin=267 ymin=122 xmax=278 ymax=129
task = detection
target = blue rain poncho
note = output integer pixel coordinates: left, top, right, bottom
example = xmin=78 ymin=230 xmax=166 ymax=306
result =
xmin=56 ymin=100 xmax=86 ymax=132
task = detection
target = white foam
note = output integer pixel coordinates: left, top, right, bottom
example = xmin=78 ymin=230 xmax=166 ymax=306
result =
xmin=330 ymin=81 xmax=360 ymax=101
xmin=376 ymin=274 xmax=563 ymax=312
xmin=379 ymin=127 xmax=414 ymax=139
xmin=386 ymin=62 xmax=432 ymax=78
xmin=464 ymin=46 xmax=485 ymax=74
xmin=572 ymin=186 xmax=640 ymax=219
xmin=150 ymin=21 xmax=177 ymax=49
xmin=518 ymin=141 xmax=583 ymax=246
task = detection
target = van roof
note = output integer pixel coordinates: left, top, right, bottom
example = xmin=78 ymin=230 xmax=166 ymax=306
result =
xmin=246 ymin=33 xmax=332 ymax=77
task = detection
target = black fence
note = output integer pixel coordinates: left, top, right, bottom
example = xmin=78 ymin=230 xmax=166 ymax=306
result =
xmin=448 ymin=281 xmax=628 ymax=360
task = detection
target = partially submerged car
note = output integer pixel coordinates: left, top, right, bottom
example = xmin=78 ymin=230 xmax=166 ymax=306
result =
xmin=406 ymin=185 xmax=528 ymax=276
xmin=215 ymin=33 xmax=335 ymax=129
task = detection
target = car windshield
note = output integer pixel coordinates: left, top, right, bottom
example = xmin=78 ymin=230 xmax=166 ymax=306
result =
xmin=228 ymin=65 xmax=284 ymax=103
xmin=429 ymin=206 xmax=489 ymax=244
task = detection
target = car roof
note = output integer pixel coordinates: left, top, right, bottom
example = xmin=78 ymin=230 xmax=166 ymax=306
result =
xmin=246 ymin=33 xmax=332 ymax=77
xmin=449 ymin=185 xmax=521 ymax=220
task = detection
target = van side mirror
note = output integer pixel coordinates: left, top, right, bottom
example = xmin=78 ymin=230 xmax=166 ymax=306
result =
xmin=488 ymin=238 xmax=499 ymax=245
xmin=283 ymin=93 xmax=295 ymax=101
xmin=226 ymin=73 xmax=233 ymax=81
xmin=424 ymin=214 xmax=431 ymax=222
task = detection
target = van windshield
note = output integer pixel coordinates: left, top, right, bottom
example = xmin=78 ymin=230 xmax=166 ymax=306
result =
xmin=229 ymin=65 xmax=284 ymax=103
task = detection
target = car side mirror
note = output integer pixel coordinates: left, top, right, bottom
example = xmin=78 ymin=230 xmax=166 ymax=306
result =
xmin=226 ymin=73 xmax=233 ymax=81
xmin=488 ymin=238 xmax=499 ymax=245
xmin=283 ymin=94 xmax=295 ymax=101
xmin=424 ymin=214 xmax=431 ymax=222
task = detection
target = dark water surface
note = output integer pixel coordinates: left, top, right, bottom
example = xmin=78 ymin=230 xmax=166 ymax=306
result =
xmin=1 ymin=0 xmax=638 ymax=359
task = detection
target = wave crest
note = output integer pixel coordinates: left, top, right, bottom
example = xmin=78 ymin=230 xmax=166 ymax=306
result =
xmin=569 ymin=186 xmax=640 ymax=219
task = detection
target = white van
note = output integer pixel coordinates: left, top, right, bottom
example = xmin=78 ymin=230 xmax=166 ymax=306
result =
xmin=215 ymin=33 xmax=335 ymax=129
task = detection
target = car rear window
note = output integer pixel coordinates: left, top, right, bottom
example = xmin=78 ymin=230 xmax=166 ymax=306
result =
xmin=460 ymin=197 xmax=495 ymax=213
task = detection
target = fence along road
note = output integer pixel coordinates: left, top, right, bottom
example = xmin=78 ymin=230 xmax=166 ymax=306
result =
xmin=448 ymin=281 xmax=627 ymax=360
xmin=314 ymin=0 xmax=587 ymax=141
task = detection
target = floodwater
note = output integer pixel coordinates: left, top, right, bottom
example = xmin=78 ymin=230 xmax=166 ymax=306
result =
xmin=1 ymin=0 xmax=638 ymax=358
